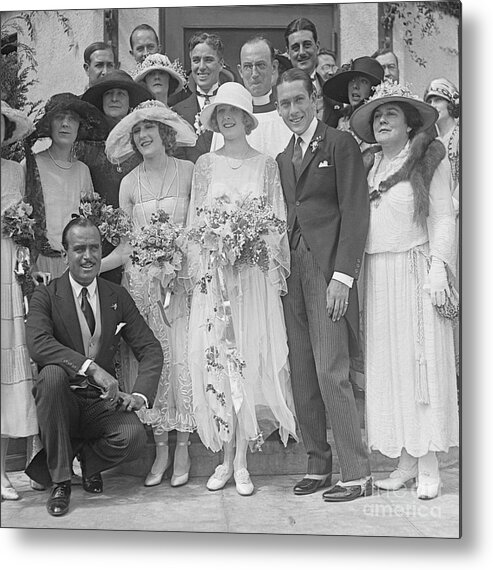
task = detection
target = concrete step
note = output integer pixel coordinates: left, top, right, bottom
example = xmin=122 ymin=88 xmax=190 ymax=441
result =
xmin=117 ymin=429 xmax=459 ymax=479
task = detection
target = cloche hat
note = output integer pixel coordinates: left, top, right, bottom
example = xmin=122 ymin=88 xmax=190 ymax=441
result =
xmin=1 ymin=100 xmax=34 ymax=146
xmin=350 ymin=80 xmax=438 ymax=144
xmin=199 ymin=82 xmax=258 ymax=132
xmin=105 ymin=99 xmax=197 ymax=164
xmin=81 ymin=70 xmax=153 ymax=112
xmin=423 ymin=77 xmax=459 ymax=106
xmin=322 ymin=56 xmax=384 ymax=104
xmin=33 ymin=92 xmax=108 ymax=141
xmin=132 ymin=53 xmax=187 ymax=97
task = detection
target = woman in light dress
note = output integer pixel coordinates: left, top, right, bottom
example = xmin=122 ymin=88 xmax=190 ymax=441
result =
xmin=1 ymin=102 xmax=41 ymax=500
xmin=103 ymin=100 xmax=197 ymax=488
xmin=350 ymin=82 xmax=459 ymax=499
xmin=187 ymin=82 xmax=297 ymax=496
xmin=24 ymin=93 xmax=107 ymax=279
xmin=424 ymin=78 xmax=460 ymax=368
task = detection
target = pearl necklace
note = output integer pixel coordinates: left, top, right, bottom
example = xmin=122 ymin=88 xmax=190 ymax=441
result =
xmin=47 ymin=148 xmax=74 ymax=170
xmin=225 ymin=156 xmax=245 ymax=170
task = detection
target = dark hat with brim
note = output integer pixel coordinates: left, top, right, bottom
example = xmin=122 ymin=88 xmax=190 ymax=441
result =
xmin=33 ymin=92 xmax=109 ymax=141
xmin=350 ymin=81 xmax=439 ymax=144
xmin=322 ymin=56 xmax=384 ymax=104
xmin=81 ymin=70 xmax=154 ymax=112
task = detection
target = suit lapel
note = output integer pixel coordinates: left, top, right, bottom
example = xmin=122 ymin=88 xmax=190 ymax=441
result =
xmin=96 ymin=277 xmax=118 ymax=355
xmin=298 ymin=121 xmax=326 ymax=181
xmin=55 ymin=271 xmax=84 ymax=354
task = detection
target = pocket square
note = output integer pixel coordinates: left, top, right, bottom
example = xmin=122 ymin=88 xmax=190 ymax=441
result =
xmin=318 ymin=160 xmax=330 ymax=168
xmin=115 ymin=322 xmax=126 ymax=335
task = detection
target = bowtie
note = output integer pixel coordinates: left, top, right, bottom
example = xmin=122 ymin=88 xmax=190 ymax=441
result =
xmin=196 ymin=88 xmax=219 ymax=105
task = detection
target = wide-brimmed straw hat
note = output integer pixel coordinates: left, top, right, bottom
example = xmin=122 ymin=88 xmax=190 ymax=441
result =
xmin=1 ymin=100 xmax=34 ymax=146
xmin=423 ymin=77 xmax=459 ymax=106
xmin=105 ymin=99 xmax=197 ymax=164
xmin=322 ymin=56 xmax=384 ymax=104
xmin=81 ymin=70 xmax=154 ymax=112
xmin=200 ymin=82 xmax=258 ymax=132
xmin=350 ymin=81 xmax=439 ymax=144
xmin=33 ymin=92 xmax=108 ymax=141
xmin=132 ymin=53 xmax=187 ymax=97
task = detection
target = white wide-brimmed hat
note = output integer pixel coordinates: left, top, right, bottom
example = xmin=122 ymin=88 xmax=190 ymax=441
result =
xmin=1 ymin=101 xmax=34 ymax=146
xmin=132 ymin=53 xmax=187 ymax=97
xmin=350 ymin=81 xmax=438 ymax=144
xmin=105 ymin=99 xmax=197 ymax=163
xmin=199 ymin=82 xmax=258 ymax=132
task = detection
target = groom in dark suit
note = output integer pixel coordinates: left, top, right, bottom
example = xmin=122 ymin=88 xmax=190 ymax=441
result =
xmin=25 ymin=217 xmax=163 ymax=516
xmin=276 ymin=68 xmax=371 ymax=502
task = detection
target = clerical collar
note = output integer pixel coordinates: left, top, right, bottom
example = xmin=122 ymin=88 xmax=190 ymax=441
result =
xmin=252 ymin=91 xmax=272 ymax=106
xmin=196 ymin=82 xmax=219 ymax=97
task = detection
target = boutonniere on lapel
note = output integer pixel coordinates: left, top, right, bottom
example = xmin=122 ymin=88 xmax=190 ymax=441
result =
xmin=194 ymin=112 xmax=206 ymax=136
xmin=309 ymin=136 xmax=323 ymax=153
xmin=111 ymin=303 xmax=118 ymax=311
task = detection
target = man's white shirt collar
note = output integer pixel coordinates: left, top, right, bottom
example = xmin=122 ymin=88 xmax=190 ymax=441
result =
xmin=297 ymin=116 xmax=318 ymax=150
xmin=69 ymin=273 xmax=97 ymax=300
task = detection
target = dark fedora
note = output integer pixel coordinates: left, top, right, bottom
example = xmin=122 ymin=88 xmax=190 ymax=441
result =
xmin=322 ymin=56 xmax=384 ymax=104
xmin=33 ymin=92 xmax=108 ymax=141
xmin=81 ymin=70 xmax=154 ymax=112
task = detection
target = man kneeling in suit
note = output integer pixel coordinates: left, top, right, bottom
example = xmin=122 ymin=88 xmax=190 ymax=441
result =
xmin=25 ymin=217 xmax=163 ymax=516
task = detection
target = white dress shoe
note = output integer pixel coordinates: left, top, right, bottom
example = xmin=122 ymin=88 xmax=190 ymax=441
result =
xmin=374 ymin=467 xmax=417 ymax=491
xmin=171 ymin=442 xmax=191 ymax=487
xmin=234 ymin=468 xmax=254 ymax=496
xmin=417 ymin=474 xmax=442 ymax=500
xmin=206 ymin=464 xmax=233 ymax=491
xmin=1 ymin=485 xmax=20 ymax=501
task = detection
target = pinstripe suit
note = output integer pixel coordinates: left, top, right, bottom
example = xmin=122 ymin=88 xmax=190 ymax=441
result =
xmin=276 ymin=120 xmax=371 ymax=480
xmin=25 ymin=271 xmax=163 ymax=485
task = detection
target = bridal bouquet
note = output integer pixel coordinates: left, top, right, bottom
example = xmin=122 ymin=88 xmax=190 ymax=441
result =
xmin=2 ymin=200 xmax=36 ymax=248
xmin=2 ymin=200 xmax=37 ymax=305
xmin=78 ymin=193 xmax=132 ymax=246
xmin=129 ymin=210 xmax=185 ymax=290
xmin=187 ymin=195 xmax=286 ymax=275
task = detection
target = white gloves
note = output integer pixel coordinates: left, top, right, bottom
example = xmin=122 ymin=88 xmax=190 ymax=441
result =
xmin=428 ymin=257 xmax=450 ymax=307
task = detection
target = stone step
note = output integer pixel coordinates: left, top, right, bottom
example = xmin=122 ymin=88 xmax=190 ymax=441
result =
xmin=117 ymin=429 xmax=459 ymax=479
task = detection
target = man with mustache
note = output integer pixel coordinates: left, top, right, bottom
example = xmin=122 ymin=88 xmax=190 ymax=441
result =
xmin=25 ymin=217 xmax=163 ymax=516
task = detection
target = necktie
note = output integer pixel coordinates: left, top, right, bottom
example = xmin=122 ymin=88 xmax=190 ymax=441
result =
xmin=197 ymin=87 xmax=218 ymax=106
xmin=81 ymin=287 xmax=95 ymax=336
xmin=292 ymin=137 xmax=303 ymax=180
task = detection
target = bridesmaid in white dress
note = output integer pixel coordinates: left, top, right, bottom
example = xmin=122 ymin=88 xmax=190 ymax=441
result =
xmin=187 ymin=83 xmax=297 ymax=496
xmin=1 ymin=102 xmax=40 ymax=500
xmin=104 ymin=100 xmax=197 ymax=488
xmin=350 ymin=82 xmax=459 ymax=500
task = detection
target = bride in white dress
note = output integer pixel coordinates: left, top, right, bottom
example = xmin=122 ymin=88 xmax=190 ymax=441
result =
xmin=187 ymin=83 xmax=297 ymax=496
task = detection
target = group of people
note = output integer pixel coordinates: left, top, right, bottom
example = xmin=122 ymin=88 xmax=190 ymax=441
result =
xmin=1 ymin=17 xmax=459 ymax=519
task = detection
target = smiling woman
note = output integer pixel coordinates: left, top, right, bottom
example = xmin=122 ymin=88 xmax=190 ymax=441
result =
xmin=23 ymin=93 xmax=108 ymax=279
xmin=102 ymin=100 xmax=198 ymax=488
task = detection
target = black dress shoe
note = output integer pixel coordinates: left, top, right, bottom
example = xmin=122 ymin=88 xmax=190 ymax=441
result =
xmin=322 ymin=477 xmax=373 ymax=502
xmin=294 ymin=475 xmax=332 ymax=496
xmin=46 ymin=482 xmax=71 ymax=517
xmin=82 ymin=472 xmax=103 ymax=494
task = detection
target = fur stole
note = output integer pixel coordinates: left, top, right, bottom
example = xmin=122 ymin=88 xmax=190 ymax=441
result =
xmin=362 ymin=131 xmax=446 ymax=226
